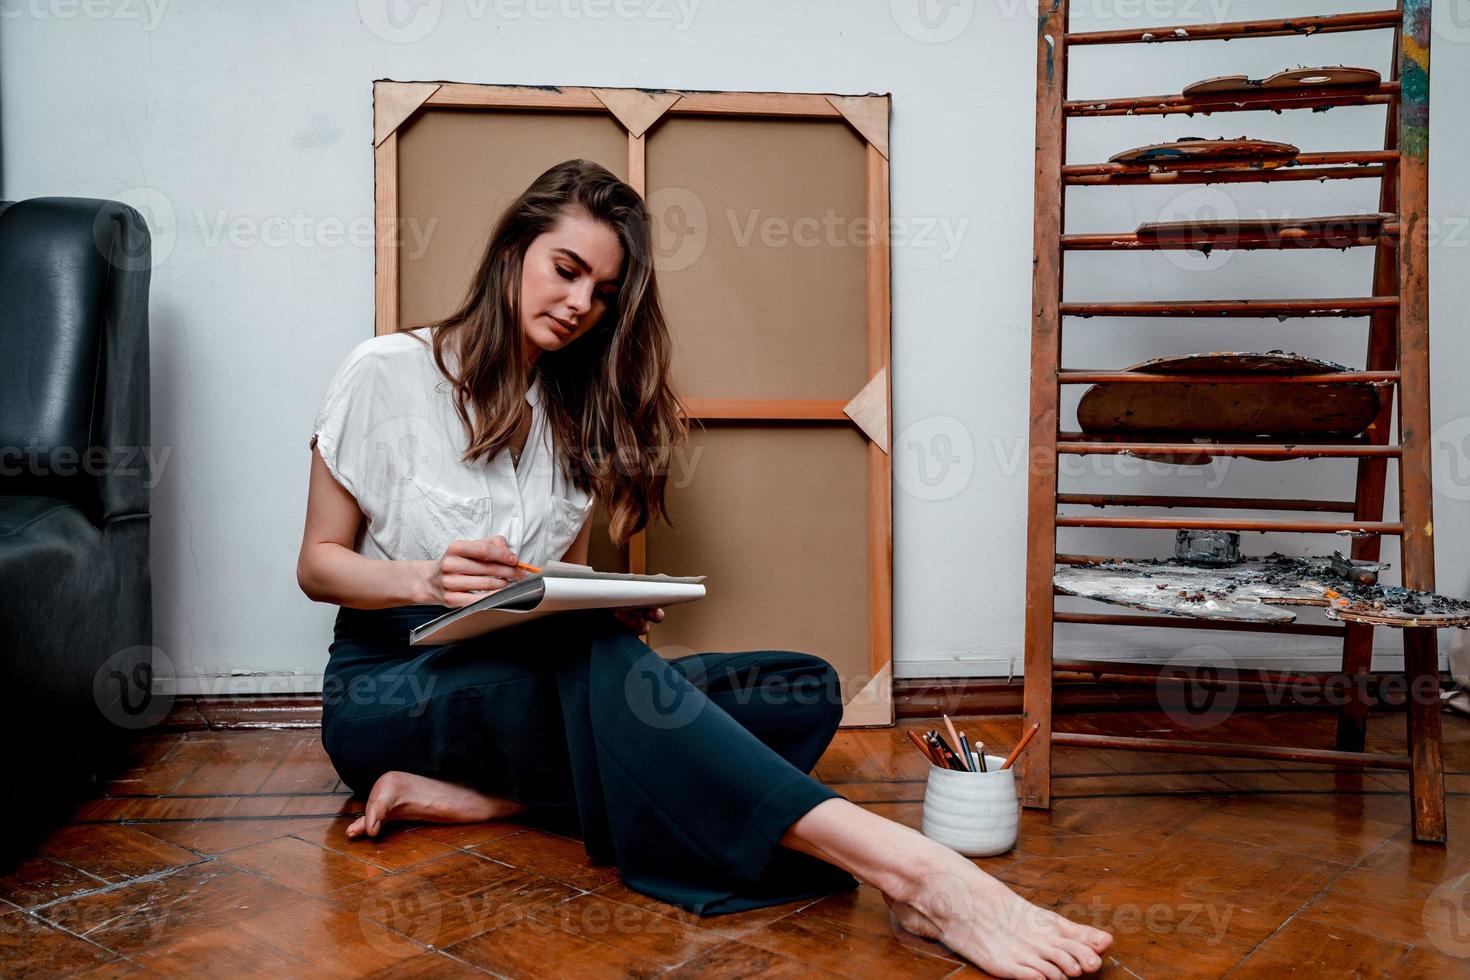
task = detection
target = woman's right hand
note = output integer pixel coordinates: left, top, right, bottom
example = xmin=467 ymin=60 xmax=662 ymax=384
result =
xmin=423 ymin=535 xmax=526 ymax=608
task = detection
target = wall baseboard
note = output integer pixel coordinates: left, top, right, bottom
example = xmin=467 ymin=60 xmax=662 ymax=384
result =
xmin=159 ymin=695 xmax=321 ymax=732
xmin=154 ymin=671 xmax=1435 ymax=731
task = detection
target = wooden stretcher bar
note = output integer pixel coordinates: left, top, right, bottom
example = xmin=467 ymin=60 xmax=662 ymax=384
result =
xmin=683 ymin=399 xmax=849 ymax=421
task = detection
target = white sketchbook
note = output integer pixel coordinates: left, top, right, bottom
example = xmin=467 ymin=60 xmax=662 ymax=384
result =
xmin=408 ymin=561 xmax=707 ymax=646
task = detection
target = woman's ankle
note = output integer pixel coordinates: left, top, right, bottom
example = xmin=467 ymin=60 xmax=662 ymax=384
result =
xmin=783 ymin=799 xmax=953 ymax=900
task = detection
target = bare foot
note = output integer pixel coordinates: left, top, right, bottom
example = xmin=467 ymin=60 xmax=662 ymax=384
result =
xmin=889 ymin=851 xmax=1111 ymax=980
xmin=345 ymin=771 xmax=526 ymax=840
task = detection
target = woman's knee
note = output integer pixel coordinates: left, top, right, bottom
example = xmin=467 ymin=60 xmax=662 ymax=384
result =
xmin=762 ymin=652 xmax=844 ymax=731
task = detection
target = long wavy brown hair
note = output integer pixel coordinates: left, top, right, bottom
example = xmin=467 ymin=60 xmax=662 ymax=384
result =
xmin=403 ymin=159 xmax=687 ymax=544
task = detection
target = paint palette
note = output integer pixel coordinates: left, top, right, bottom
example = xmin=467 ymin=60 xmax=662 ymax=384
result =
xmin=1108 ymin=137 xmax=1300 ymax=169
xmin=1055 ymin=556 xmax=1470 ymax=629
xmin=1134 ymin=212 xmax=1394 ymax=247
xmin=1183 ymin=66 xmax=1381 ymax=97
xmin=1076 ymin=351 xmax=1382 ymax=463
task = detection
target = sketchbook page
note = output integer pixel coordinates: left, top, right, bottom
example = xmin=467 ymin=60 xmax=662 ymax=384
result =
xmin=406 ymin=579 xmax=548 ymax=646
xmin=537 ymin=577 xmax=706 ymax=611
xmin=409 ymin=578 xmax=706 ymax=646
xmin=538 ymin=560 xmax=706 ymax=584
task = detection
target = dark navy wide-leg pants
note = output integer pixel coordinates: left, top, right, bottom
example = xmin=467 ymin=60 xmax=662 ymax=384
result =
xmin=321 ymin=605 xmax=858 ymax=916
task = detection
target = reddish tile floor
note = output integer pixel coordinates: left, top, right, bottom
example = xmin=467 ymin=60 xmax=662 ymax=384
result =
xmin=3 ymin=710 xmax=1469 ymax=977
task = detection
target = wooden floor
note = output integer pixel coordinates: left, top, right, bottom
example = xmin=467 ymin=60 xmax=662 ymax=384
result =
xmin=4 ymin=709 xmax=1470 ymax=978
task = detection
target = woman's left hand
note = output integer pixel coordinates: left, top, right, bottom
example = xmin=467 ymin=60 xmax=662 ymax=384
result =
xmin=612 ymin=606 xmax=665 ymax=633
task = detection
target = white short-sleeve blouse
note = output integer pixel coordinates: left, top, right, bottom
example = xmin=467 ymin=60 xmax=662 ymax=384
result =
xmin=309 ymin=327 xmax=595 ymax=566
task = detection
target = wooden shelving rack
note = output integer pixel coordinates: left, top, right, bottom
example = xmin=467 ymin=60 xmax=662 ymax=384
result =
xmin=1023 ymin=1 xmax=1447 ymax=842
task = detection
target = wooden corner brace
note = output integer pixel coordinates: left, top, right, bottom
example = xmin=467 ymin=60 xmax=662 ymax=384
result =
xmin=844 ymin=367 xmax=890 ymax=453
xmin=592 ymin=88 xmax=682 ymax=138
xmin=826 ymin=95 xmax=889 ymax=159
xmin=374 ymin=81 xmax=442 ymax=146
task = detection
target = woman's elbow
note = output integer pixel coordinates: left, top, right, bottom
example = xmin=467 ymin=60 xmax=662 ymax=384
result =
xmin=297 ymin=551 xmax=326 ymax=603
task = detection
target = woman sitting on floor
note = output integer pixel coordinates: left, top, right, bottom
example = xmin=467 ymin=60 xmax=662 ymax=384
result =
xmin=297 ymin=159 xmax=1112 ymax=980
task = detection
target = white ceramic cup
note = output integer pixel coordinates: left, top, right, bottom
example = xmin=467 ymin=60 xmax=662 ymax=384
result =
xmin=921 ymin=753 xmax=1019 ymax=857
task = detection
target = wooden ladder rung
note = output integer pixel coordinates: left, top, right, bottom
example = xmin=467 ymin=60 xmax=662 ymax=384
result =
xmin=1059 ymin=442 xmax=1401 ymax=459
xmin=1053 ymin=611 xmax=1345 ymax=637
xmin=1062 ymin=229 xmax=1396 ymax=251
xmin=1064 ymin=9 xmax=1401 ymax=46
xmin=1050 ymin=731 xmax=1410 ymax=770
xmin=1056 ymin=493 xmax=1356 ymax=512
xmin=1055 ymin=659 xmax=1361 ymax=684
xmin=1066 ymin=84 xmax=1400 ymax=118
xmin=1060 ymin=298 xmax=1397 ymax=318
xmin=1064 ymin=151 xmax=1398 ymax=179
xmin=1055 ymin=515 xmax=1403 ymax=534
xmin=1056 ymin=370 xmax=1399 ymax=384
xmin=1058 ymin=432 xmax=1378 ymax=445
xmin=1068 ymin=166 xmax=1390 ymax=187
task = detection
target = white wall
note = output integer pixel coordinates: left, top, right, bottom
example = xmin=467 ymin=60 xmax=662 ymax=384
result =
xmin=2 ymin=0 xmax=1466 ymax=693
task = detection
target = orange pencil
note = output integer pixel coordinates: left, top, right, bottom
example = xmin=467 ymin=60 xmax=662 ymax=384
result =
xmin=906 ymin=729 xmax=939 ymax=766
xmin=942 ymin=714 xmax=970 ymax=771
xmin=515 ymin=562 xmax=541 ymax=574
xmin=1000 ymin=724 xmax=1041 ymax=771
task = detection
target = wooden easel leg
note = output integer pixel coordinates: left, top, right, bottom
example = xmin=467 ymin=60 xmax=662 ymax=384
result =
xmin=1021 ymin=637 xmax=1054 ymax=810
xmin=1335 ymin=622 xmax=1375 ymax=752
xmin=1405 ymin=626 xmax=1446 ymax=844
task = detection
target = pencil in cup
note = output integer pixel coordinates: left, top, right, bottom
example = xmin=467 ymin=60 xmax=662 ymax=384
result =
xmin=1000 ymin=723 xmax=1041 ymax=771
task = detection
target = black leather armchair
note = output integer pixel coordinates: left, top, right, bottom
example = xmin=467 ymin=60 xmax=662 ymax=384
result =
xmin=0 ymin=198 xmax=153 ymax=858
